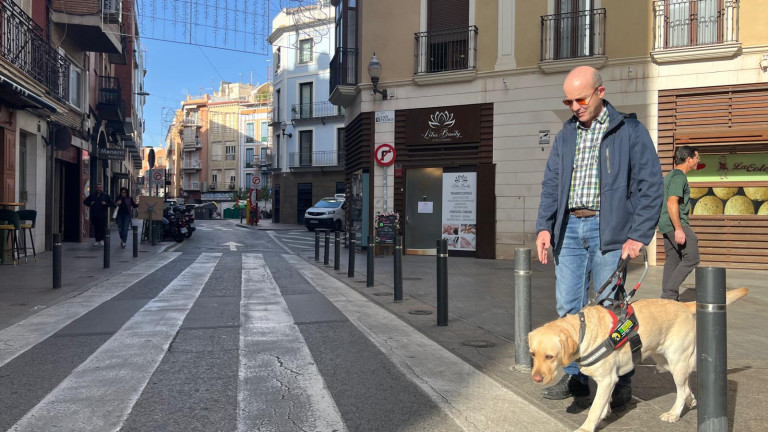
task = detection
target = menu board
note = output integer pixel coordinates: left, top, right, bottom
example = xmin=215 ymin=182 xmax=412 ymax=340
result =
xmin=375 ymin=213 xmax=398 ymax=245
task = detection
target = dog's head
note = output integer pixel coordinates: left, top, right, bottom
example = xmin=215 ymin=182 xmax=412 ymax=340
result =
xmin=528 ymin=323 xmax=579 ymax=385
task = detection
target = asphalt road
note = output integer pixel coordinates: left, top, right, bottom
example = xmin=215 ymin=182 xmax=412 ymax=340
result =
xmin=1 ymin=220 xmax=561 ymax=432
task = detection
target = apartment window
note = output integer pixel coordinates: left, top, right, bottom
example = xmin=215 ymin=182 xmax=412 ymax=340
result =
xmin=246 ymin=173 xmax=253 ymax=187
xmin=158 ymin=157 xmax=164 ymax=165
xmin=212 ymin=174 xmax=218 ymax=186
xmin=299 ymin=130 xmax=313 ymax=167
xmin=245 ymin=147 xmax=254 ymax=166
xmin=212 ymin=144 xmax=222 ymax=161
xmin=230 ymin=175 xmax=236 ymax=184
xmin=225 ymin=145 xmax=236 ymax=160
xmin=68 ymin=64 xmax=82 ymax=109
xmin=260 ymin=121 xmax=269 ymax=142
xmin=245 ymin=122 xmax=255 ymax=142
xmin=298 ymin=39 xmax=313 ymax=64
xmin=299 ymin=82 xmax=313 ymax=119
xmin=664 ymin=0 xmax=721 ymax=48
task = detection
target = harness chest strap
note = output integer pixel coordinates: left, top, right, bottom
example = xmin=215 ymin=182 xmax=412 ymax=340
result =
xmin=574 ymin=305 xmax=643 ymax=368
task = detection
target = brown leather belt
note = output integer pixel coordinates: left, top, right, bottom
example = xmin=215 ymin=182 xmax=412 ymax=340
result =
xmin=570 ymin=208 xmax=597 ymax=218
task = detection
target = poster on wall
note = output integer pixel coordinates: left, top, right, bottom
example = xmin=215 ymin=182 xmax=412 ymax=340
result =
xmin=442 ymin=172 xmax=477 ymax=251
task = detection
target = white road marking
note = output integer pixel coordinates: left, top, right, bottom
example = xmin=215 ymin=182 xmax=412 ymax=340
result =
xmin=283 ymin=254 xmax=569 ymax=432
xmin=238 ymin=253 xmax=346 ymax=432
xmin=9 ymin=253 xmax=221 ymax=432
xmin=266 ymin=231 xmax=292 ymax=254
xmin=0 ymin=252 xmax=182 ymax=368
xmin=222 ymin=241 xmax=243 ymax=251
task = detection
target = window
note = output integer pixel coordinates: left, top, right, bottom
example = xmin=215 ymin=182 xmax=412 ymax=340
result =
xmin=260 ymin=121 xmax=269 ymax=142
xmin=299 ymin=130 xmax=313 ymax=167
xmin=246 ymin=122 xmax=255 ymax=142
xmin=337 ymin=128 xmax=345 ymax=165
xmin=274 ymin=47 xmax=281 ymax=73
xmin=212 ymin=144 xmax=222 ymax=161
xmin=245 ymin=148 xmax=254 ymax=166
xmin=68 ymin=64 xmax=82 ymax=109
xmin=298 ymin=39 xmax=313 ymax=64
xmin=299 ymin=82 xmax=313 ymax=118
xmin=664 ymin=0 xmax=721 ymax=48
xmin=212 ymin=174 xmax=218 ymax=186
xmin=246 ymin=173 xmax=253 ymax=187
xmin=211 ymin=114 xmax=222 ymax=134
xmin=260 ymin=146 xmax=268 ymax=162
xmin=157 ymin=157 xmax=164 ymax=165
xmin=225 ymin=145 xmax=236 ymax=160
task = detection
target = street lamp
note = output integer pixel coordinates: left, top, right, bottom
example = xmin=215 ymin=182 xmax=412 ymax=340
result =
xmin=367 ymin=53 xmax=388 ymax=100
xmin=280 ymin=121 xmax=292 ymax=138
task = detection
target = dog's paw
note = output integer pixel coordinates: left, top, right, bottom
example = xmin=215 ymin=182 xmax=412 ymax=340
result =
xmin=660 ymin=411 xmax=681 ymax=423
xmin=687 ymin=395 xmax=697 ymax=408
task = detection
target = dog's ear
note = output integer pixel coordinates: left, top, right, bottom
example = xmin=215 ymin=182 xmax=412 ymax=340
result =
xmin=558 ymin=330 xmax=578 ymax=365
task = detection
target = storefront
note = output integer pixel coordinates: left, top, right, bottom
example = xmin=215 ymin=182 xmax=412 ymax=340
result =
xmin=656 ymin=83 xmax=768 ymax=269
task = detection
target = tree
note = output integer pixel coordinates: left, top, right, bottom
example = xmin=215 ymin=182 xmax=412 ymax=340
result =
xmin=259 ymin=185 xmax=271 ymax=208
xmin=229 ymin=187 xmax=249 ymax=202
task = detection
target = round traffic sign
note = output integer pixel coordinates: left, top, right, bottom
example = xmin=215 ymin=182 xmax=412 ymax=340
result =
xmin=152 ymin=171 xmax=162 ymax=181
xmin=374 ymin=143 xmax=396 ymax=166
xmin=251 ymin=176 xmax=261 ymax=186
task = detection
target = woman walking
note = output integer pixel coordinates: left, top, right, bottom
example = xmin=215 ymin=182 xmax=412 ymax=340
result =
xmin=114 ymin=187 xmax=139 ymax=248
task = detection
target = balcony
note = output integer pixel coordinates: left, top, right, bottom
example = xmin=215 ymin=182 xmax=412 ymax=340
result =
xmin=0 ymin=0 xmax=70 ymax=103
xmin=97 ymin=75 xmax=123 ymax=122
xmin=245 ymin=157 xmax=260 ymax=169
xmin=269 ymin=107 xmax=281 ymax=125
xmin=183 ymin=160 xmax=202 ymax=171
xmin=49 ymin=0 xmax=122 ymax=54
xmin=288 ymin=151 xmax=344 ymax=170
xmin=651 ymin=0 xmax=740 ymax=63
xmin=413 ymin=26 xmax=478 ymax=83
xmin=291 ymin=102 xmax=344 ymax=121
xmin=329 ymin=47 xmax=359 ymax=106
xmin=183 ymin=140 xmax=203 ymax=151
xmin=183 ymin=181 xmax=200 ymax=191
xmin=539 ymin=9 xmax=606 ymax=73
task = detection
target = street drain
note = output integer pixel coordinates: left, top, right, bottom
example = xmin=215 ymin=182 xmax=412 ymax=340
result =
xmin=373 ymin=292 xmax=390 ymax=296
xmin=461 ymin=340 xmax=497 ymax=348
xmin=409 ymin=310 xmax=433 ymax=315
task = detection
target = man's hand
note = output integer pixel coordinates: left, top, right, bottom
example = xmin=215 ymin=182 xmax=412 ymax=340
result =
xmin=621 ymin=239 xmax=644 ymax=259
xmin=536 ymin=231 xmax=551 ymax=264
xmin=674 ymin=228 xmax=686 ymax=245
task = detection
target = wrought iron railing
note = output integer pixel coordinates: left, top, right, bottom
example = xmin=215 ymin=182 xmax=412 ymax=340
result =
xmin=653 ymin=0 xmax=739 ymax=50
xmin=183 ymin=181 xmax=199 ymax=190
xmin=289 ymin=150 xmax=344 ymax=168
xmin=540 ymin=9 xmax=605 ymax=61
xmin=98 ymin=75 xmax=121 ymax=105
xmin=0 ymin=0 xmax=70 ymax=102
xmin=329 ymin=47 xmax=358 ymax=96
xmin=269 ymin=107 xmax=280 ymax=124
xmin=291 ymin=101 xmax=344 ymax=120
xmin=414 ymin=26 xmax=478 ymax=74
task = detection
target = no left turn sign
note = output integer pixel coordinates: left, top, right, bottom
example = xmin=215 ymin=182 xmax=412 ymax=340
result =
xmin=374 ymin=143 xmax=396 ymax=166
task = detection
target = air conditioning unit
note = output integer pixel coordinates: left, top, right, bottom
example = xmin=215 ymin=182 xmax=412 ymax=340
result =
xmin=229 ymin=184 xmax=235 ymax=189
xmin=210 ymin=183 xmax=217 ymax=190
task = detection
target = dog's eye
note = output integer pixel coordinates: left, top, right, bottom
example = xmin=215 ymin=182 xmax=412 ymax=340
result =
xmin=545 ymin=355 xmax=554 ymax=360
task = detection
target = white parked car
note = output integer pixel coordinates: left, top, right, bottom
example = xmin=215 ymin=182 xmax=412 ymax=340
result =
xmin=304 ymin=194 xmax=346 ymax=231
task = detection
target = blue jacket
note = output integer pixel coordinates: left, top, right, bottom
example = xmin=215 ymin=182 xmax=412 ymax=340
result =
xmin=535 ymin=101 xmax=663 ymax=253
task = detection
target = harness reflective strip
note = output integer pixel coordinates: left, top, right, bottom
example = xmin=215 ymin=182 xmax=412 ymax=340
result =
xmin=575 ymin=306 xmax=643 ymax=368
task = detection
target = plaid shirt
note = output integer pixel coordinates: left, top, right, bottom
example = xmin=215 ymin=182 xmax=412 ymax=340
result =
xmin=568 ymin=107 xmax=609 ymax=210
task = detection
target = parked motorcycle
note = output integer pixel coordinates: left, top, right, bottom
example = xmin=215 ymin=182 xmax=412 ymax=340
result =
xmin=162 ymin=208 xmax=185 ymax=243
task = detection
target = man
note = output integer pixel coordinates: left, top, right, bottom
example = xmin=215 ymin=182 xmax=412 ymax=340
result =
xmin=84 ymin=182 xmax=113 ymax=246
xmin=535 ymin=66 xmax=663 ymax=407
xmin=658 ymin=146 xmax=700 ymax=301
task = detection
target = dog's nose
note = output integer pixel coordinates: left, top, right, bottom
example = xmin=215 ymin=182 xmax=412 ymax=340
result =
xmin=532 ymin=374 xmax=543 ymax=383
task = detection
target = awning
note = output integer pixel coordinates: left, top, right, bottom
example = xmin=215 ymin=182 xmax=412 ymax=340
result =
xmin=0 ymin=73 xmax=57 ymax=113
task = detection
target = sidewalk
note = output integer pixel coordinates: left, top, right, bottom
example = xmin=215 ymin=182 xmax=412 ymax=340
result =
xmin=295 ymin=240 xmax=766 ymax=431
xmin=0 ymin=229 xmax=172 ymax=330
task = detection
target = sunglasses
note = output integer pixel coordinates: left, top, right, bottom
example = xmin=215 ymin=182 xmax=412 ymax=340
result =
xmin=563 ymin=88 xmax=599 ymax=107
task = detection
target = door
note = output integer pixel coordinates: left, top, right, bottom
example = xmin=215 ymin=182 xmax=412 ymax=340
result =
xmin=297 ymin=183 xmax=313 ymax=224
xmin=273 ymin=184 xmax=280 ymax=223
xmin=405 ymin=168 xmax=442 ymax=254
xmin=299 ymin=82 xmax=313 ymax=119
xmin=299 ymin=131 xmax=313 ymax=167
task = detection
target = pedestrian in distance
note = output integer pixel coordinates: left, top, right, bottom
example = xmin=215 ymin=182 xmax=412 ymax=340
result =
xmin=658 ymin=146 xmax=701 ymax=301
xmin=114 ymin=187 xmax=139 ymax=249
xmin=83 ymin=182 xmax=114 ymax=246
xmin=535 ymin=66 xmax=664 ymax=407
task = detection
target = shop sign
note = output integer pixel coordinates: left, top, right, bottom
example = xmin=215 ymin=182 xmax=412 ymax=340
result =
xmin=688 ymin=154 xmax=768 ymax=183
xmin=405 ymin=105 xmax=481 ymax=144
xmin=99 ymin=147 xmax=126 ymax=160
xmin=441 ymin=172 xmax=477 ymax=251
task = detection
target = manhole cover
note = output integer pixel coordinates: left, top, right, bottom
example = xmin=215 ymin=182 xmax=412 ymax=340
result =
xmin=461 ymin=340 xmax=497 ymax=348
xmin=409 ymin=310 xmax=433 ymax=315
xmin=373 ymin=292 xmax=390 ymax=296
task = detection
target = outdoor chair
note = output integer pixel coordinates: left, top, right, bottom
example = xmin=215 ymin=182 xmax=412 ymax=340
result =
xmin=17 ymin=209 xmax=37 ymax=262
xmin=0 ymin=209 xmax=22 ymax=265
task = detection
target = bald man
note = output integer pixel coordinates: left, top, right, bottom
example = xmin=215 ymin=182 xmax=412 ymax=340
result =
xmin=535 ymin=66 xmax=663 ymax=407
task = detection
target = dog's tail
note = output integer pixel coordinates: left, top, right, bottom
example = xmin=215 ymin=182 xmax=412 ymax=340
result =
xmin=683 ymin=287 xmax=749 ymax=314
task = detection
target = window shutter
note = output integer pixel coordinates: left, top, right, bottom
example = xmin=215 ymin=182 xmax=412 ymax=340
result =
xmin=428 ymin=0 xmax=468 ymax=31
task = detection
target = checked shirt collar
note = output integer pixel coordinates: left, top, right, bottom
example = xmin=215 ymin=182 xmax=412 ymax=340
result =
xmin=569 ymin=106 xmax=609 ymax=211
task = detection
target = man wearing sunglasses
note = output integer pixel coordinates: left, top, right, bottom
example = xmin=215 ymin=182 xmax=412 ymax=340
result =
xmin=535 ymin=66 xmax=663 ymax=407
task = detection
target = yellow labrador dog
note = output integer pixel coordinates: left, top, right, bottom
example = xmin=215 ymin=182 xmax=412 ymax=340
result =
xmin=528 ymin=287 xmax=748 ymax=432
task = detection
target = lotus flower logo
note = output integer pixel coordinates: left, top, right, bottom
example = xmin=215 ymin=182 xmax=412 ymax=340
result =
xmin=428 ymin=111 xmax=455 ymax=129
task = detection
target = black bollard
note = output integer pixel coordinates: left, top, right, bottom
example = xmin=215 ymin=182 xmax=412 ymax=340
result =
xmin=324 ymin=231 xmax=330 ymax=265
xmin=514 ymin=248 xmax=532 ymax=368
xmin=696 ymin=267 xmax=728 ymax=432
xmin=132 ymin=225 xmax=139 ymax=258
xmin=366 ymin=235 xmax=374 ymax=287
xmin=394 ymin=236 xmax=403 ymax=302
xmin=314 ymin=230 xmax=320 ymax=261
xmin=436 ymin=239 xmax=448 ymax=326
xmin=348 ymin=232 xmax=356 ymax=278
xmin=53 ymin=233 xmax=62 ymax=289
xmin=334 ymin=231 xmax=341 ymax=270
xmin=103 ymin=231 xmax=110 ymax=269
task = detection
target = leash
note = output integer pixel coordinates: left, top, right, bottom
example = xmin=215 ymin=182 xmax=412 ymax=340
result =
xmin=588 ymin=247 xmax=649 ymax=308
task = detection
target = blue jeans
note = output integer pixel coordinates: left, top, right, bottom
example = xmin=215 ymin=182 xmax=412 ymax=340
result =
xmin=116 ymin=213 xmax=131 ymax=243
xmin=555 ymin=214 xmax=631 ymax=385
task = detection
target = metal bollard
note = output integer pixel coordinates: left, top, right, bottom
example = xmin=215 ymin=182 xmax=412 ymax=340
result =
xmin=103 ymin=231 xmax=110 ymax=269
xmin=334 ymin=231 xmax=341 ymax=270
xmin=132 ymin=225 xmax=139 ymax=258
xmin=314 ymin=230 xmax=320 ymax=261
xmin=696 ymin=267 xmax=728 ymax=432
xmin=394 ymin=236 xmax=403 ymax=302
xmin=436 ymin=239 xmax=448 ymax=326
xmin=324 ymin=231 xmax=330 ymax=265
xmin=348 ymin=232 xmax=356 ymax=278
xmin=53 ymin=233 xmax=62 ymax=289
xmin=366 ymin=235 xmax=374 ymax=287
xmin=514 ymin=248 xmax=532 ymax=369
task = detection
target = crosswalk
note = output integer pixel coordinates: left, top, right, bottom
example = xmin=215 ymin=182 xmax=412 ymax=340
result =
xmin=0 ymin=250 xmax=565 ymax=432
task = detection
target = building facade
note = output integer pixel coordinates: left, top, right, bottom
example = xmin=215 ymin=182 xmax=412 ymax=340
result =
xmin=328 ymin=0 xmax=768 ymax=268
